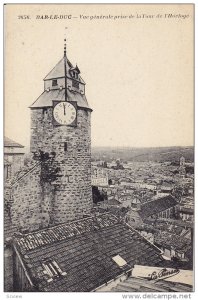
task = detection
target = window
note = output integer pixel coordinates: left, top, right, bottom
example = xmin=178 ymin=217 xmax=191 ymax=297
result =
xmin=71 ymin=70 xmax=78 ymax=79
xmin=72 ymin=80 xmax=79 ymax=89
xmin=112 ymin=255 xmax=127 ymax=268
xmin=64 ymin=142 xmax=67 ymax=152
xmin=52 ymin=79 xmax=58 ymax=86
xmin=42 ymin=108 xmax=48 ymax=115
xmin=42 ymin=260 xmax=67 ymax=282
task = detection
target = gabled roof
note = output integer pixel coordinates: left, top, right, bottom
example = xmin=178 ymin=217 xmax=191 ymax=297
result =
xmin=14 ymin=213 xmax=164 ymax=292
xmin=4 ymin=137 xmax=24 ymax=148
xmin=29 ymin=89 xmax=91 ymax=110
xmin=139 ymin=195 xmax=178 ymax=220
xmin=44 ymin=57 xmax=85 ymax=83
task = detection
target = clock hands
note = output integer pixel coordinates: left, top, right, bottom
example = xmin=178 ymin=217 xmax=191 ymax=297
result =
xmin=53 ymin=102 xmax=76 ymax=125
xmin=63 ymin=103 xmax=66 ymax=115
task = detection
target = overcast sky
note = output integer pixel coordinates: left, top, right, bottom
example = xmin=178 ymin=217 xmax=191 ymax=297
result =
xmin=5 ymin=4 xmax=194 ymax=148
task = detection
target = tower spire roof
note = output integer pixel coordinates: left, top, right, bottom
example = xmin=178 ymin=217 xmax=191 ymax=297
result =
xmin=43 ymin=58 xmax=85 ymax=83
xmin=64 ymin=37 xmax=67 ymax=101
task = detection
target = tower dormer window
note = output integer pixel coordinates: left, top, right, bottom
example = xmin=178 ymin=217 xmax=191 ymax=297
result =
xmin=70 ymin=70 xmax=78 ymax=80
xmin=72 ymin=80 xmax=79 ymax=89
xmin=52 ymin=79 xmax=58 ymax=86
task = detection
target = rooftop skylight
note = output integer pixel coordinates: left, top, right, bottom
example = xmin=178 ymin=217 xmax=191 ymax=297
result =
xmin=42 ymin=260 xmax=67 ymax=282
xmin=112 ymin=255 xmax=127 ymax=267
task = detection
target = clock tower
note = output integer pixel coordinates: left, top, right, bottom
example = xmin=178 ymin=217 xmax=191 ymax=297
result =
xmin=29 ymin=41 xmax=92 ymax=225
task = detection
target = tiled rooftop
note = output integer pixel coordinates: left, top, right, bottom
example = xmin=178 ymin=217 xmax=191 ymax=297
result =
xmin=14 ymin=213 xmax=164 ymax=292
xmin=154 ymin=231 xmax=191 ymax=252
xmin=111 ymin=276 xmax=192 ymax=292
xmin=139 ymin=195 xmax=178 ymax=219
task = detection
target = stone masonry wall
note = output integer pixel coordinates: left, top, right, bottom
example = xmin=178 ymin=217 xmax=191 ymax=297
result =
xmin=41 ymin=182 xmax=55 ymax=227
xmin=10 ymin=163 xmax=43 ymax=231
xmin=8 ymin=161 xmax=55 ymax=232
xmin=30 ymin=106 xmax=92 ymax=223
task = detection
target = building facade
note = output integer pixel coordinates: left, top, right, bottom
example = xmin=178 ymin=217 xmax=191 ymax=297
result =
xmin=91 ymin=168 xmax=108 ymax=186
xmin=4 ymin=137 xmax=25 ymax=180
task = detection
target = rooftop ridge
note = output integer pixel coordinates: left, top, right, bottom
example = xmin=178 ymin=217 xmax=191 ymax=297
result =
xmin=14 ymin=213 xmax=119 ymax=253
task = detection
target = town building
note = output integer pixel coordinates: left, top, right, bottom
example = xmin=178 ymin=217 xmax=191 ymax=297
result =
xmin=125 ymin=195 xmax=178 ymax=227
xmin=179 ymin=207 xmax=194 ymax=222
xmin=4 ymin=137 xmax=25 ymax=180
xmin=154 ymin=231 xmax=191 ymax=261
xmin=178 ymin=196 xmax=194 ymax=221
xmin=179 ymin=156 xmax=186 ymax=178
xmin=91 ymin=167 xmax=108 ymax=186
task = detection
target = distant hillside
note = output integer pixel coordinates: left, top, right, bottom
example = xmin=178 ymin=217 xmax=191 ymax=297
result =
xmin=91 ymin=146 xmax=194 ymax=163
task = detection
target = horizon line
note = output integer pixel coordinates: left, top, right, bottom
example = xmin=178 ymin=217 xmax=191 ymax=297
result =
xmin=91 ymin=145 xmax=194 ymax=149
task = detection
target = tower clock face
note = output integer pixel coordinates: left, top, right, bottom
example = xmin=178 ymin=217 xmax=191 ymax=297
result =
xmin=53 ymin=101 xmax=77 ymax=125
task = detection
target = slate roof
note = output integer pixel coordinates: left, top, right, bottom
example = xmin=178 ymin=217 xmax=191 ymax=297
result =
xmin=139 ymin=195 xmax=178 ymax=220
xmin=29 ymin=88 xmax=91 ymax=110
xmin=4 ymin=137 xmax=24 ymax=148
xmin=14 ymin=213 xmax=164 ymax=292
xmin=111 ymin=276 xmax=192 ymax=292
xmin=44 ymin=57 xmax=85 ymax=83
